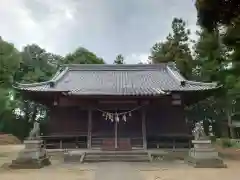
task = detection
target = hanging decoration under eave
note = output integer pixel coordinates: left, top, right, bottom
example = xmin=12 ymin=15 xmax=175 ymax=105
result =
xmin=97 ymin=106 xmax=141 ymax=123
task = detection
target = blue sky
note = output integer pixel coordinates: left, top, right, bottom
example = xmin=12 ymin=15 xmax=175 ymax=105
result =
xmin=0 ymin=0 xmax=198 ymax=64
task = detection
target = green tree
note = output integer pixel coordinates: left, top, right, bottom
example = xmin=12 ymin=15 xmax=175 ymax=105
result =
xmin=223 ymin=17 xmax=240 ymax=137
xmin=16 ymin=44 xmax=59 ymax=83
xmin=195 ymin=0 xmax=240 ymax=31
xmin=190 ymin=28 xmax=230 ymax=136
xmin=195 ymin=0 xmax=240 ymax=138
xmin=114 ymin=54 xmax=125 ymax=64
xmin=13 ymin=44 xmax=61 ymax=139
xmin=64 ymin=47 xmax=105 ymax=64
xmin=194 ymin=28 xmax=228 ymax=82
xmin=191 ymin=26 xmax=240 ymax=138
xmin=0 ymin=37 xmax=22 ymax=137
xmin=149 ymin=18 xmax=193 ymax=78
xmin=0 ymin=37 xmax=21 ymax=87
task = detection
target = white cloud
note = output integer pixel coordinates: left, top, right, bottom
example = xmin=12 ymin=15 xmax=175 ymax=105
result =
xmin=0 ymin=0 xmax=78 ymax=53
xmin=0 ymin=0 xmax=199 ymax=63
xmin=125 ymin=53 xmax=150 ymax=64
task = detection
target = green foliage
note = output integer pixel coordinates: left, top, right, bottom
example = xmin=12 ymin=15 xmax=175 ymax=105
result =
xmin=149 ymin=18 xmax=193 ymax=78
xmin=0 ymin=38 xmax=22 ymax=138
xmin=114 ymin=54 xmax=125 ymax=64
xmin=219 ymin=138 xmax=232 ymax=148
xmin=64 ymin=47 xmax=105 ymax=64
xmin=216 ymin=138 xmax=240 ymax=148
xmin=0 ymin=38 xmax=21 ymax=87
xmin=0 ymin=42 xmax=107 ymax=140
xmin=16 ymin=44 xmax=59 ymax=83
xmin=195 ymin=0 xmax=240 ymax=31
xmin=194 ymin=29 xmax=228 ymax=82
xmin=210 ymin=135 xmax=216 ymax=142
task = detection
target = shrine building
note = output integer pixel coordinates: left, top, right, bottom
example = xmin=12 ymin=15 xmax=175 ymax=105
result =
xmin=14 ymin=63 xmax=218 ymax=150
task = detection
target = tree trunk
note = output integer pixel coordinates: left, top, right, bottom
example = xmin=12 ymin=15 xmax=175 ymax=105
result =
xmin=227 ymin=108 xmax=235 ymax=138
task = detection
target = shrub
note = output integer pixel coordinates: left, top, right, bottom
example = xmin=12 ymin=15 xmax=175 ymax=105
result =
xmin=210 ymin=135 xmax=216 ymax=142
xmin=220 ymin=138 xmax=233 ymax=148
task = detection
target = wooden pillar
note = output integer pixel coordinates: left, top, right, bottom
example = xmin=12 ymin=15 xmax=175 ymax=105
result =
xmin=114 ymin=120 xmax=118 ymax=149
xmin=87 ymin=109 xmax=92 ymax=149
xmin=142 ymin=108 xmax=147 ymax=149
xmin=60 ymin=140 xmax=62 ymax=149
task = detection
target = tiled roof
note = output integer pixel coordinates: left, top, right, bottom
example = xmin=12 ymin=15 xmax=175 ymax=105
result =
xmin=14 ymin=64 xmax=219 ymax=96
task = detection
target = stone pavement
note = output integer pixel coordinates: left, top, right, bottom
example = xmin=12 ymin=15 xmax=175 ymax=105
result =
xmin=95 ymin=162 xmax=144 ymax=180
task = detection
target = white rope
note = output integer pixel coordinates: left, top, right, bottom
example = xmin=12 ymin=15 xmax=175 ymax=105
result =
xmin=96 ymin=105 xmax=143 ymax=115
xmin=96 ymin=105 xmax=144 ymax=122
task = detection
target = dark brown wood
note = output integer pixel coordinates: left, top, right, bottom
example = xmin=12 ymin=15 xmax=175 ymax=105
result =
xmin=40 ymin=96 xmax=192 ymax=150
xmin=98 ymin=100 xmax=138 ymax=104
xmin=142 ymin=108 xmax=147 ymax=149
xmin=115 ymin=120 xmax=118 ymax=149
xmin=101 ymin=138 xmax=131 ymax=151
xmin=47 ymin=107 xmax=88 ymax=135
xmin=118 ymin=138 xmax=131 ymax=150
xmin=87 ymin=108 xmax=92 ymax=149
xmin=102 ymin=138 xmax=115 ymax=151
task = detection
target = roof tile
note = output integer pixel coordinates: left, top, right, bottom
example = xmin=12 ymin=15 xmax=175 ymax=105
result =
xmin=14 ymin=64 xmax=218 ymax=96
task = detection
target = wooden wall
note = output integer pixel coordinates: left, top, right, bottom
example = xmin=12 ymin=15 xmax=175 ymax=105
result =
xmin=92 ymin=110 xmax=115 ymax=137
xmin=47 ymin=106 xmax=88 ymax=135
xmin=45 ymin=96 xmax=189 ymax=137
xmin=146 ymin=105 xmax=188 ymax=136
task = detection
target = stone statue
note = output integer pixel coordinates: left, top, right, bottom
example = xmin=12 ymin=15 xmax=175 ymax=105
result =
xmin=209 ymin=124 xmax=214 ymax=136
xmin=186 ymin=120 xmax=226 ymax=168
xmin=28 ymin=121 xmax=40 ymax=140
xmin=192 ymin=121 xmax=206 ymax=140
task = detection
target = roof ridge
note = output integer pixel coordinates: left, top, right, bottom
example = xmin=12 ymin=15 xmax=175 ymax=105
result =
xmin=166 ymin=65 xmax=186 ymax=86
xmin=185 ymin=80 xmax=218 ymax=87
xmin=62 ymin=63 xmax=168 ymax=71
xmin=51 ymin=66 xmax=69 ymax=82
xmin=14 ymin=81 xmax=50 ymax=87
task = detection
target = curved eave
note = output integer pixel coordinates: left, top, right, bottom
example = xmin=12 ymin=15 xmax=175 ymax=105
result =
xmin=181 ymin=86 xmax=222 ymax=106
xmin=12 ymin=66 xmax=69 ymax=92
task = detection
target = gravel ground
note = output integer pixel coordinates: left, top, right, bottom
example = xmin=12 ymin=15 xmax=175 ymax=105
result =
xmin=0 ymin=145 xmax=239 ymax=180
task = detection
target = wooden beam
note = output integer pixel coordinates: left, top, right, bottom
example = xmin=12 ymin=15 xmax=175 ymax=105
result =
xmin=87 ymin=109 xmax=92 ymax=149
xmin=142 ymin=108 xmax=147 ymax=149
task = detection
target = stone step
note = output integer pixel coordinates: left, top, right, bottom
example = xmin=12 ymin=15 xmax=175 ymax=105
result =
xmin=84 ymin=155 xmax=149 ymax=158
xmin=84 ymin=158 xmax=150 ymax=162
xmin=83 ymin=151 xmax=150 ymax=163
xmin=185 ymin=156 xmax=227 ymax=168
xmin=86 ymin=151 xmax=147 ymax=156
xmin=10 ymin=157 xmax=51 ymax=169
xmin=64 ymin=154 xmax=82 ymax=163
xmin=84 ymin=156 xmax=150 ymax=162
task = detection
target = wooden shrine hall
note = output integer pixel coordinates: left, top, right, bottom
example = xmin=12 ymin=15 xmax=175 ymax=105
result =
xmin=15 ymin=63 xmax=218 ymax=150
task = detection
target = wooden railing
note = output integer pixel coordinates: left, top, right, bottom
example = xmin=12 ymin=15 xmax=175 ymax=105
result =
xmin=40 ymin=133 xmax=87 ymax=149
xmin=147 ymin=134 xmax=193 ymax=149
xmin=91 ymin=136 xmax=144 ymax=149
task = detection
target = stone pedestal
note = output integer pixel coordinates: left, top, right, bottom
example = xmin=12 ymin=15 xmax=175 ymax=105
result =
xmin=10 ymin=140 xmax=51 ymax=169
xmin=185 ymin=140 xmax=226 ymax=168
